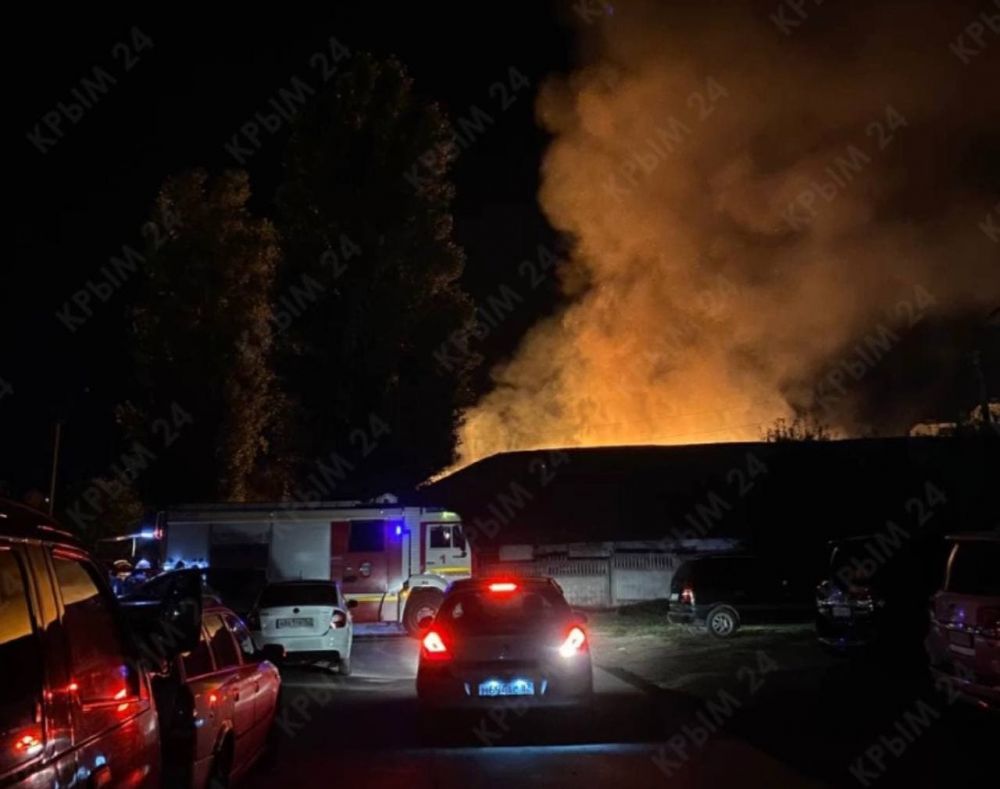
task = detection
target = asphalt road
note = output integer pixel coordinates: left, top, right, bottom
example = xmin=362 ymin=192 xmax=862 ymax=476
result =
xmin=239 ymin=625 xmax=998 ymax=788
xmin=241 ymin=633 xmax=821 ymax=788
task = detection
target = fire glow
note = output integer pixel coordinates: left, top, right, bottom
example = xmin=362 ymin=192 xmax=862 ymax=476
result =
xmin=454 ymin=1 xmax=999 ymax=469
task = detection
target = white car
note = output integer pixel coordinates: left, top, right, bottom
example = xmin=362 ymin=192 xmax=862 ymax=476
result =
xmin=249 ymin=580 xmax=357 ymax=674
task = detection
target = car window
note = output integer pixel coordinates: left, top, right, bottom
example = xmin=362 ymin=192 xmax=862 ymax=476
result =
xmin=946 ymin=542 xmax=1000 ymax=596
xmin=429 ymin=525 xmax=465 ymax=551
xmin=429 ymin=525 xmax=451 ymax=549
xmin=52 ymin=554 xmax=141 ymax=703
xmin=205 ymin=613 xmax=240 ymax=669
xmin=348 ymin=520 xmax=385 ymax=552
xmin=440 ymin=587 xmax=570 ymax=634
xmin=224 ymin=614 xmax=257 ymax=660
xmin=0 ymin=549 xmax=45 ymax=776
xmin=259 ymin=583 xmax=338 ymax=608
xmin=182 ymin=627 xmax=215 ymax=678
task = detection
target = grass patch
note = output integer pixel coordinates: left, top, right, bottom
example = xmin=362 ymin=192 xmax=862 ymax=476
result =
xmin=587 ymin=600 xmax=674 ymax=637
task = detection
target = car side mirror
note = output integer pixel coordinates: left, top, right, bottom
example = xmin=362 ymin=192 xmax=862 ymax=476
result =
xmin=346 ymin=599 xmax=359 ymax=610
xmin=260 ymin=643 xmax=285 ymax=664
xmin=417 ymin=615 xmax=434 ymax=630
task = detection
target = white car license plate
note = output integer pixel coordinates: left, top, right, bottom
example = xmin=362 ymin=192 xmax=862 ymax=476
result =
xmin=832 ymin=606 xmax=851 ymax=618
xmin=276 ymin=617 xmax=313 ymax=629
xmin=478 ymin=679 xmax=534 ymax=697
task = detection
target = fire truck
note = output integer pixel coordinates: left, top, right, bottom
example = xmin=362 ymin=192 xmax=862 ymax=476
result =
xmin=156 ymin=500 xmax=469 ymax=634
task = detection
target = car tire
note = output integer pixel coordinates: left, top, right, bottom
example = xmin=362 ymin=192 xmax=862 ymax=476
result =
xmin=706 ymin=605 xmax=740 ymax=638
xmin=339 ymin=653 xmax=352 ymax=676
xmin=404 ymin=589 xmax=443 ymax=636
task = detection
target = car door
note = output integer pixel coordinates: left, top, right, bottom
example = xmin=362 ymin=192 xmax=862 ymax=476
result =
xmin=224 ymin=614 xmax=278 ymax=741
xmin=424 ymin=522 xmax=468 ymax=572
xmin=0 ymin=544 xmax=71 ymax=788
xmin=49 ymin=548 xmax=160 ymax=788
xmin=179 ymin=624 xmax=221 ymax=788
xmin=205 ymin=612 xmax=256 ymax=770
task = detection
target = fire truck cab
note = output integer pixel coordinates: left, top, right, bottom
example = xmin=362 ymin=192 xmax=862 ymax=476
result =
xmin=158 ymin=500 xmax=469 ymax=635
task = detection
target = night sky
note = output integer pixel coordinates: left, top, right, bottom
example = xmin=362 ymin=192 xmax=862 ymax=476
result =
xmin=6 ymin=5 xmax=575 ymax=494
xmin=6 ymin=2 xmax=998 ymax=499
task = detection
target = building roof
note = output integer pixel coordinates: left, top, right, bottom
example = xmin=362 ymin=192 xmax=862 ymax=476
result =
xmin=420 ymin=437 xmax=1000 ymax=551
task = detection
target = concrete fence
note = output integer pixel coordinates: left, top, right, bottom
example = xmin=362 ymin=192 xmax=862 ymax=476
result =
xmin=479 ymin=552 xmax=679 ymax=608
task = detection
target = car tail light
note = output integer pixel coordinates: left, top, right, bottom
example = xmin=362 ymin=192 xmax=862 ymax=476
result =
xmin=332 ymin=610 xmax=348 ymax=628
xmin=559 ymin=625 xmax=588 ymax=658
xmin=977 ymin=607 xmax=1000 ymax=638
xmin=488 ymin=581 xmax=518 ymax=593
xmin=680 ymin=585 xmax=695 ymax=606
xmin=421 ymin=629 xmax=450 ymax=662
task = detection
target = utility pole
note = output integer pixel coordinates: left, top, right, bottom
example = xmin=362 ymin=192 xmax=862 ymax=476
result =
xmin=48 ymin=421 xmax=62 ymax=515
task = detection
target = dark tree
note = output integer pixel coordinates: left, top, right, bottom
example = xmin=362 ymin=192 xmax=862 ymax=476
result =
xmin=277 ymin=54 xmax=476 ymax=495
xmin=124 ymin=169 xmax=287 ymax=503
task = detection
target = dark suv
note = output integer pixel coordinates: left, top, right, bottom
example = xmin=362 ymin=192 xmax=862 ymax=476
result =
xmin=0 ymin=499 xmax=163 ymax=786
xmin=815 ymin=533 xmax=946 ymax=655
xmin=667 ymin=554 xmax=814 ymax=637
xmin=0 ymin=499 xmax=200 ymax=787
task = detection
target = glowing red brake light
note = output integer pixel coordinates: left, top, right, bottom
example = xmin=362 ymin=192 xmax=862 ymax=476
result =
xmin=421 ymin=629 xmax=450 ymax=661
xmin=559 ymin=625 xmax=588 ymax=658
xmin=488 ymin=582 xmax=518 ymax=593
xmin=680 ymin=585 xmax=695 ymax=605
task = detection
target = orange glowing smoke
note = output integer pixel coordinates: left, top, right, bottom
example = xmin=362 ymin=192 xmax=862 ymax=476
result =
xmin=454 ymin=0 xmax=1000 ymax=467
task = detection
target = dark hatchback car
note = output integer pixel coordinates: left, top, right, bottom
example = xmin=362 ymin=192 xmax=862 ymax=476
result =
xmin=0 ymin=500 xmax=197 ymax=788
xmin=667 ymin=554 xmax=815 ymax=637
xmin=417 ymin=577 xmax=592 ymax=709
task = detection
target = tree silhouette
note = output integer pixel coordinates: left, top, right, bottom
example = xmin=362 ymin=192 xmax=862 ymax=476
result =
xmin=276 ymin=54 xmax=476 ymax=494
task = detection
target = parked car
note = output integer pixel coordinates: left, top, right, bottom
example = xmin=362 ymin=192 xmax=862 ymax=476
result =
xmin=154 ymin=599 xmax=283 ymax=787
xmin=925 ymin=532 xmax=1000 ymax=712
xmin=416 ymin=577 xmax=593 ymax=709
xmin=0 ymin=498 xmax=198 ymax=788
xmin=815 ymin=533 xmax=946 ymax=655
xmin=668 ymin=554 xmax=814 ymax=637
xmin=249 ymin=580 xmax=357 ymax=674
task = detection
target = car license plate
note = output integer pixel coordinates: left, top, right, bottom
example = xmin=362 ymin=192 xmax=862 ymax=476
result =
xmin=276 ymin=618 xmax=313 ymax=629
xmin=832 ymin=606 xmax=851 ymax=618
xmin=478 ymin=679 xmax=534 ymax=697
xmin=948 ymin=630 xmax=974 ymax=648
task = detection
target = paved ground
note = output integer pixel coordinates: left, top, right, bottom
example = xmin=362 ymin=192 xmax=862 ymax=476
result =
xmin=242 ymin=618 xmax=996 ymax=788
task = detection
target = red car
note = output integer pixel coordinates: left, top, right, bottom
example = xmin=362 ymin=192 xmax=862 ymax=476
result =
xmin=155 ymin=600 xmax=283 ymax=787
xmin=926 ymin=532 xmax=1000 ymax=712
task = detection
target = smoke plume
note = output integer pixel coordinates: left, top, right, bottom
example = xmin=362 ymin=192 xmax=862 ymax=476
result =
xmin=457 ymin=0 xmax=1000 ymax=465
